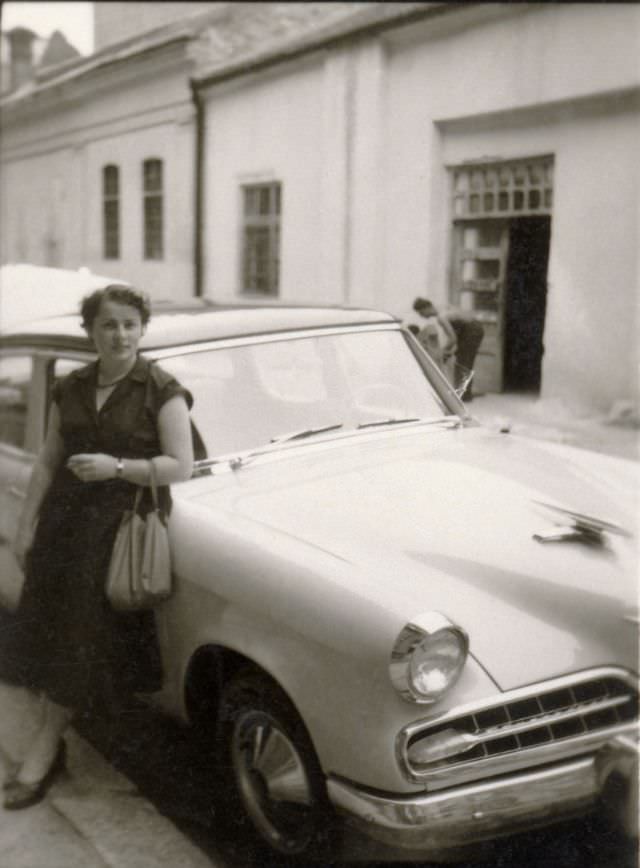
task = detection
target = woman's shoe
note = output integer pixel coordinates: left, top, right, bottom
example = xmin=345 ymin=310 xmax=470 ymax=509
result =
xmin=2 ymin=760 xmax=21 ymax=790
xmin=3 ymin=740 xmax=66 ymax=811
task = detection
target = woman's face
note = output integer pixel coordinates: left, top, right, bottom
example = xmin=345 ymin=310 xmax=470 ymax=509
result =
xmin=90 ymin=298 xmax=145 ymax=365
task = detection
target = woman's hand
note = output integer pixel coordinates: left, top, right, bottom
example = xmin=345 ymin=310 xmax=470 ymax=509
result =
xmin=11 ymin=523 xmax=35 ymax=572
xmin=67 ymin=453 xmax=118 ymax=483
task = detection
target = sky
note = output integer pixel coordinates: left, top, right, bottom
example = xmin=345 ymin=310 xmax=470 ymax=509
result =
xmin=2 ymin=2 xmax=94 ymax=55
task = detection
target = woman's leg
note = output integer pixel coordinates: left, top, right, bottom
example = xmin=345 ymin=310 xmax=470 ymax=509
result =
xmin=16 ymin=697 xmax=73 ymax=784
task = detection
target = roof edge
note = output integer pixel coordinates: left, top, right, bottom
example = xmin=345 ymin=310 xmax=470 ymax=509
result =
xmin=0 ymin=5 xmax=229 ymax=112
xmin=192 ymin=2 xmax=460 ymax=91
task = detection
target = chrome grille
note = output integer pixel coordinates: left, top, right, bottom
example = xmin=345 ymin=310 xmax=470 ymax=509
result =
xmin=401 ymin=668 xmax=638 ymax=787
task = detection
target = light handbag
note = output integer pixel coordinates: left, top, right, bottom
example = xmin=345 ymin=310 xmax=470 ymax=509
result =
xmin=105 ymin=458 xmax=172 ymax=611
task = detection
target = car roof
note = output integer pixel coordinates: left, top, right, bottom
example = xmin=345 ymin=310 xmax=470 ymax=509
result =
xmin=0 ymin=300 xmax=399 ymax=353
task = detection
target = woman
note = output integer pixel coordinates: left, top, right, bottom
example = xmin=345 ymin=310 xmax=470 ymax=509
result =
xmin=3 ymin=285 xmax=194 ymax=810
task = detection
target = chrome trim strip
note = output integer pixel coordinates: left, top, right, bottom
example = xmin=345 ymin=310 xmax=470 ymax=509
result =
xmin=397 ymin=667 xmax=638 ymax=786
xmin=148 ymin=322 xmax=402 ymax=360
xmin=408 ymin=721 xmax=639 ymax=789
xmin=409 ymin=694 xmax=632 ymax=762
xmin=389 ymin=612 xmax=469 ymax=704
xmin=0 ymin=348 xmax=94 ymax=362
xmin=328 ymin=754 xmax=603 ymax=854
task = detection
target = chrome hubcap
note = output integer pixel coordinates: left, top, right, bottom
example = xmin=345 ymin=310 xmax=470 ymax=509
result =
xmin=232 ymin=711 xmax=315 ymax=852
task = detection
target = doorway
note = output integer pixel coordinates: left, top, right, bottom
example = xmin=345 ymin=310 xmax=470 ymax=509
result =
xmin=503 ymin=216 xmax=551 ymax=392
xmin=449 ymin=155 xmax=554 ymax=394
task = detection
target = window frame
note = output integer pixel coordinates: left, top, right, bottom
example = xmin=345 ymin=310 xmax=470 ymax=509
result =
xmin=143 ymin=157 xmax=164 ymax=260
xmin=450 ymin=156 xmax=554 ymax=220
xmin=102 ymin=164 xmax=120 ymax=260
xmin=240 ymin=181 xmax=281 ymax=296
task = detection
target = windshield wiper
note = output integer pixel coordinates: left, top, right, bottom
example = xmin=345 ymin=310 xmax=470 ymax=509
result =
xmin=357 ymin=416 xmax=421 ymax=429
xmin=270 ymin=423 xmax=344 ymax=444
xmin=193 ymin=416 xmax=462 ymax=476
xmin=357 ymin=415 xmax=461 ymax=430
xmin=193 ymin=423 xmax=344 ymax=474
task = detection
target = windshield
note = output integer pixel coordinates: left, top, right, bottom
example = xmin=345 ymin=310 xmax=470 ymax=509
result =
xmin=160 ymin=329 xmax=453 ymax=458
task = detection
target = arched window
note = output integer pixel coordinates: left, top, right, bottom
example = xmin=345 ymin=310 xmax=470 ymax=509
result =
xmin=143 ymin=158 xmax=163 ymax=260
xmin=102 ymin=164 xmax=120 ymax=259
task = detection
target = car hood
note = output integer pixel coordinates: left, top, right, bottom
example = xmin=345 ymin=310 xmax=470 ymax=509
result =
xmin=192 ymin=425 xmax=639 ymax=690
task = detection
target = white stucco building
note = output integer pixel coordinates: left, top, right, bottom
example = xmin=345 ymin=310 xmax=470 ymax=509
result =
xmin=1 ymin=2 xmax=638 ymax=413
xmin=0 ymin=2 xmax=357 ymax=303
xmin=0 ymin=5 xmax=227 ymax=301
xmin=194 ymin=2 xmax=639 ymax=412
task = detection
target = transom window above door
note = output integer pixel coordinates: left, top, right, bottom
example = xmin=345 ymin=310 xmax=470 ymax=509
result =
xmin=451 ymin=156 xmax=554 ymax=219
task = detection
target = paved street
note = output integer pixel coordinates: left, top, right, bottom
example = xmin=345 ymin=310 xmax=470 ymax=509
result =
xmin=76 ymin=697 xmax=637 ymax=868
xmin=0 ymin=678 xmax=215 ymax=868
xmin=0 ymin=672 xmax=634 ymax=868
xmin=1 ymin=629 xmax=637 ymax=868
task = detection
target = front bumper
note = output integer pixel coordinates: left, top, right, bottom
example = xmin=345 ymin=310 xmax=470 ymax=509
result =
xmin=327 ymin=738 xmax=638 ymax=859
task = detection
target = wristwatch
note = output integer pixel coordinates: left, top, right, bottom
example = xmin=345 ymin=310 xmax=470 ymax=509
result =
xmin=115 ymin=457 xmax=124 ymax=479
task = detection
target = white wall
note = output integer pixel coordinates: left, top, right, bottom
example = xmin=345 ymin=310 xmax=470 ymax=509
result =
xmin=198 ymin=2 xmax=639 ymax=408
xmin=83 ymin=120 xmax=194 ymax=300
xmin=1 ymin=146 xmax=79 ymax=268
xmin=0 ymin=47 xmax=196 ymax=301
xmin=380 ymin=2 xmax=640 ymax=409
xmin=203 ymin=59 xmax=335 ymax=302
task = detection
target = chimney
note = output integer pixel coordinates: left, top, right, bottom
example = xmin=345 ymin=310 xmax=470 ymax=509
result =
xmin=5 ymin=26 xmax=37 ymax=91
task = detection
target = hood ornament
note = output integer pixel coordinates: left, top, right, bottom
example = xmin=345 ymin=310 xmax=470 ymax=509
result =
xmin=532 ymin=500 xmax=632 ymax=545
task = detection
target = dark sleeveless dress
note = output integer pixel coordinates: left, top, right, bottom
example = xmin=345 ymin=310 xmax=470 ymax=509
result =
xmin=3 ymin=355 xmax=192 ymax=714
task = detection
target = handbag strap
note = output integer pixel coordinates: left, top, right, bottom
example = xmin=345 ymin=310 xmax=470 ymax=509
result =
xmin=130 ymin=458 xmax=160 ymax=512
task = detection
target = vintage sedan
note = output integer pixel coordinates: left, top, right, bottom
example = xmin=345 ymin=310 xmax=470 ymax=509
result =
xmin=0 ymin=302 xmax=637 ymax=862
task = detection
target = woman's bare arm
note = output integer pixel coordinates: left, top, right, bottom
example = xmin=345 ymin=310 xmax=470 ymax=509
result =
xmin=67 ymin=395 xmax=194 ymax=486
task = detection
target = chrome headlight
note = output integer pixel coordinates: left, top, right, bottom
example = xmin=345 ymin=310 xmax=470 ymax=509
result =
xmin=389 ymin=612 xmax=468 ymax=704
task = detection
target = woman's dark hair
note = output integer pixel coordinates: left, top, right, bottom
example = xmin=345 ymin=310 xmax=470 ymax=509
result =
xmin=81 ymin=285 xmax=151 ymax=331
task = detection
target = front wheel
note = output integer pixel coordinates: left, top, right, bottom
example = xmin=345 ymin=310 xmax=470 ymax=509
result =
xmin=219 ymin=673 xmax=335 ymax=863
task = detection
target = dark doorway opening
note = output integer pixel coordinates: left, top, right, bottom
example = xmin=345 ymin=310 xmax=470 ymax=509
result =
xmin=504 ymin=216 xmax=551 ymax=392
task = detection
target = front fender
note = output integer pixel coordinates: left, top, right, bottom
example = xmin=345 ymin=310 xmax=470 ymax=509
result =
xmin=158 ymin=498 xmax=498 ymax=792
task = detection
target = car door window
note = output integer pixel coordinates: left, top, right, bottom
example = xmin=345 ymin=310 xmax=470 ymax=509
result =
xmin=0 ymin=355 xmax=33 ymax=451
xmin=52 ymin=357 xmax=88 ymax=384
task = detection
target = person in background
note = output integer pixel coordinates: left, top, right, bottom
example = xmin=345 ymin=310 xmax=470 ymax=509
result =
xmin=413 ymin=297 xmax=484 ymax=401
xmin=2 ymin=285 xmax=194 ymax=811
xmin=409 ymin=309 xmax=445 ymax=368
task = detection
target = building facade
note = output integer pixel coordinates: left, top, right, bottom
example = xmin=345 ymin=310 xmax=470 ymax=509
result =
xmin=0 ymin=7 xmax=221 ymax=301
xmin=194 ymin=2 xmax=639 ymax=412
xmin=1 ymin=3 xmax=638 ymax=413
xmin=0 ymin=2 xmax=356 ymax=303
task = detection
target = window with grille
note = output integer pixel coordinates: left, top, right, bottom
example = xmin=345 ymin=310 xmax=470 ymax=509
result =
xmin=451 ymin=157 xmax=554 ymax=220
xmin=143 ymin=158 xmax=163 ymax=260
xmin=241 ymin=182 xmax=281 ymax=295
xmin=102 ymin=165 xmax=119 ymax=259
